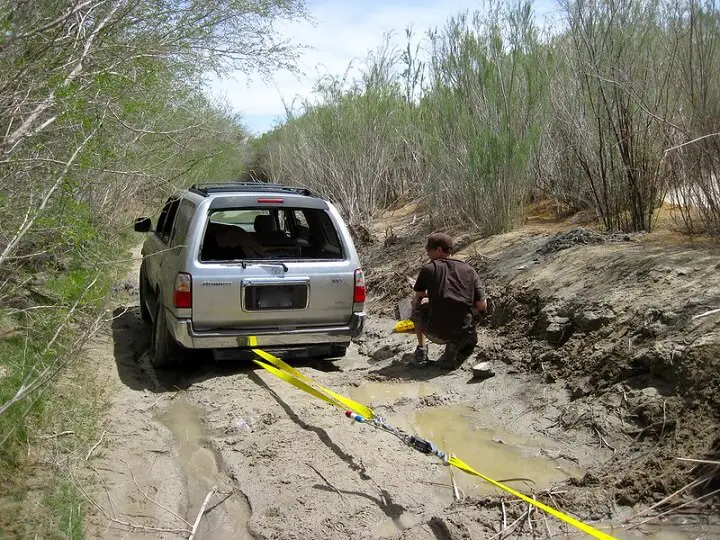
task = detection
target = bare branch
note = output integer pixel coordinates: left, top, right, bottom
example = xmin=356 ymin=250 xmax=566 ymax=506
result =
xmin=3 ymin=1 xmax=123 ymax=154
xmin=0 ymin=128 xmax=98 ymax=267
xmin=665 ymin=133 xmax=720 ymax=155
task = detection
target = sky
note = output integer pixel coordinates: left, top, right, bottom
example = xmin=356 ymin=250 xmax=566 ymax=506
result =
xmin=206 ymin=0 xmax=561 ymax=136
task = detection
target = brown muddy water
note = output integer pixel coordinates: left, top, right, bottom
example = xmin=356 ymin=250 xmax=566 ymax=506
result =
xmin=350 ymin=381 xmax=580 ymax=497
xmin=410 ymin=404 xmax=584 ymax=497
xmin=158 ymin=399 xmax=252 ymax=540
xmin=349 ymin=380 xmax=440 ymax=405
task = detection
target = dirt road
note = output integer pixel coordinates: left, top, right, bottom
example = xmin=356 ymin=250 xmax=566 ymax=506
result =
xmin=85 ymin=214 xmax=720 ymax=539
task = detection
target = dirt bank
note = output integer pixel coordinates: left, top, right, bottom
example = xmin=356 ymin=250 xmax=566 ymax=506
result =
xmin=84 ymin=210 xmax=719 ymax=539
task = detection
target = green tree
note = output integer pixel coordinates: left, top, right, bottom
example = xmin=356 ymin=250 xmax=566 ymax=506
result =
xmin=0 ymin=1 xmax=307 ymax=532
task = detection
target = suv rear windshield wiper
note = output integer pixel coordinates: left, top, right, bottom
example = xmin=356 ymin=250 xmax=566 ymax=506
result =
xmin=225 ymin=259 xmax=288 ymax=272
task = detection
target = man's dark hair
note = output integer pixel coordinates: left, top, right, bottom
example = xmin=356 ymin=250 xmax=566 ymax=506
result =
xmin=426 ymin=232 xmax=454 ymax=253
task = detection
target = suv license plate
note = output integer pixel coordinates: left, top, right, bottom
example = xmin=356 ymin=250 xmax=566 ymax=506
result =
xmin=245 ymin=285 xmax=308 ymax=311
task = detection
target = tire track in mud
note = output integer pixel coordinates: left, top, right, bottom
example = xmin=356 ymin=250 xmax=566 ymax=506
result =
xmin=157 ymin=397 xmax=252 ymax=539
xmin=86 ymin=250 xmax=255 ymax=540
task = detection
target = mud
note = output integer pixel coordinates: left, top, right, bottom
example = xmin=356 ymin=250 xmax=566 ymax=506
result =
xmin=84 ymin=214 xmax=720 ymax=539
xmin=157 ymin=399 xmax=252 ymax=538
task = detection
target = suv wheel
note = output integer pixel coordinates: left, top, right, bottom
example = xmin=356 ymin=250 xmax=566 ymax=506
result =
xmin=151 ymin=302 xmax=187 ymax=369
xmin=139 ymin=262 xmax=151 ymax=324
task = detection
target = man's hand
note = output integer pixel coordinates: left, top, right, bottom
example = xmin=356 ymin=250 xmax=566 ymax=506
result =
xmin=474 ymin=298 xmax=487 ymax=313
xmin=412 ymin=291 xmax=427 ymax=309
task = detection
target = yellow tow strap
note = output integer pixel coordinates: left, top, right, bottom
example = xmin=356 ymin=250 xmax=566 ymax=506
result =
xmin=252 ymin=348 xmax=374 ymax=420
xmin=448 ymin=456 xmax=616 ymax=539
xmin=250 ymin=347 xmax=616 ymax=540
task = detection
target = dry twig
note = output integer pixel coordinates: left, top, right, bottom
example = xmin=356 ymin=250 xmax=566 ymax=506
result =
xmin=622 ymin=474 xmax=710 ymax=522
xmin=627 ymin=486 xmax=720 ymax=530
xmin=594 ymin=426 xmax=616 ymax=452
xmin=307 ymin=463 xmax=346 ymax=501
xmin=40 ymin=430 xmax=75 ymax=439
xmin=189 ymin=486 xmax=218 ymax=540
xmin=676 ymin=457 xmax=720 ymax=466
xmin=488 ymin=507 xmax=530 ymax=540
xmin=85 ymin=431 xmax=105 ymax=460
xmin=126 ymin=463 xmax=193 ymax=528
xmin=72 ymin=473 xmax=191 ymax=535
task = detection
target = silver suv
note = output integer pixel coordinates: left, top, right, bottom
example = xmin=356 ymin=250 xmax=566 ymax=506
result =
xmin=134 ymin=183 xmax=366 ymax=368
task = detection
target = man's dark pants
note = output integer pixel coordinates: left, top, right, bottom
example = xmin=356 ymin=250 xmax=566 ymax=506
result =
xmin=411 ymin=303 xmax=478 ymax=367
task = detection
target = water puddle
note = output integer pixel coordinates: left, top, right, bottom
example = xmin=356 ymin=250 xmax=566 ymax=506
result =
xmin=158 ymin=399 xmax=252 ymax=539
xmin=408 ymin=404 xmax=584 ymax=496
xmin=349 ymin=381 xmax=439 ymax=406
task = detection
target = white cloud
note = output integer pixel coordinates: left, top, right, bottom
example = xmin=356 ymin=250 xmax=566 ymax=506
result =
xmin=205 ymin=0 xmax=561 ymax=134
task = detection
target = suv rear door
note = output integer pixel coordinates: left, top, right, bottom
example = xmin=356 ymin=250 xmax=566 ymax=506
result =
xmin=190 ymin=196 xmax=359 ymax=331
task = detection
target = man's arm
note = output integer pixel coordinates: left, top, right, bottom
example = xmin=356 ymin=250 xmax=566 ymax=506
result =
xmin=472 ymin=273 xmax=487 ymax=313
xmin=412 ymin=265 xmax=431 ymax=307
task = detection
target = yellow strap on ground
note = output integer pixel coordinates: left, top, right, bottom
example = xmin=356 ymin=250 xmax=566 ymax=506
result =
xmin=251 ymin=348 xmax=375 ymax=420
xmin=448 ymin=456 xmax=617 ymax=540
xmin=251 ymin=347 xmax=615 ymax=539
xmin=253 ymin=348 xmax=314 ymax=383
xmin=252 ymin=359 xmax=343 ymax=410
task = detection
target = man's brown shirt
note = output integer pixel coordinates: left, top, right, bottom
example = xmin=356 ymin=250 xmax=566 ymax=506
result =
xmin=413 ymin=258 xmax=486 ymax=341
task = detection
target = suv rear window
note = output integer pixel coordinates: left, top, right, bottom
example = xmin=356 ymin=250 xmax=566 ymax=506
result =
xmin=200 ymin=207 xmax=345 ymax=262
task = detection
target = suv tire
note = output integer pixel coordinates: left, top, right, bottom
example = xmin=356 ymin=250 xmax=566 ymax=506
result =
xmin=151 ymin=301 xmax=187 ymax=369
xmin=139 ymin=262 xmax=151 ymax=324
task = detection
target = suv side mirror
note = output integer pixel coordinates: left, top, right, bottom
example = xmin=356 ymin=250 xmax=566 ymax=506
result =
xmin=134 ymin=217 xmax=152 ymax=232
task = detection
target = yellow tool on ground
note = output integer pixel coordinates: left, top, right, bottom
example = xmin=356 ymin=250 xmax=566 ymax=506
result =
xmin=393 ymin=319 xmax=415 ymax=333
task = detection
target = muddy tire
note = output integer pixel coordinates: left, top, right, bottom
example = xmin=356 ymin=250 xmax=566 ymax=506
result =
xmin=139 ymin=262 xmax=151 ymax=324
xmin=151 ymin=302 xmax=187 ymax=369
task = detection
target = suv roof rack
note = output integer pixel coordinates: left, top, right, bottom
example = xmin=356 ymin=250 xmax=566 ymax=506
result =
xmin=189 ymin=182 xmax=316 ymax=198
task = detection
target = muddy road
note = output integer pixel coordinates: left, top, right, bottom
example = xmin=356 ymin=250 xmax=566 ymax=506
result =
xmin=86 ymin=214 xmax=720 ymax=539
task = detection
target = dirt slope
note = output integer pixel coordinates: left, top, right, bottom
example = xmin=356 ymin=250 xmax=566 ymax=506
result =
xmin=84 ymin=211 xmax=720 ymax=539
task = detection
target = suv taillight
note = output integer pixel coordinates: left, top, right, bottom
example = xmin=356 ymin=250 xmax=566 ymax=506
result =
xmin=173 ymin=273 xmax=192 ymax=308
xmin=353 ymin=269 xmax=366 ymax=303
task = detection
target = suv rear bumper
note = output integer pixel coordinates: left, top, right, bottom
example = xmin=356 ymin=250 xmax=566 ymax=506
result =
xmin=167 ymin=311 xmax=365 ymax=349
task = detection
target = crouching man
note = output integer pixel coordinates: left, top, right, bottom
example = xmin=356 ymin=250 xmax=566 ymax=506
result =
xmin=411 ymin=232 xmax=487 ymax=369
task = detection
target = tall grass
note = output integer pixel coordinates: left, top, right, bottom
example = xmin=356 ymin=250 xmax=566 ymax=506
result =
xmin=262 ymin=36 xmax=421 ymax=224
xmin=258 ymin=0 xmax=720 ymax=238
xmin=419 ymin=4 xmax=546 ymax=234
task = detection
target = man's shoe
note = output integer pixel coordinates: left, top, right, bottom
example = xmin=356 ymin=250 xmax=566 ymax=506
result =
xmin=438 ymin=343 xmax=460 ymax=370
xmin=412 ymin=345 xmax=429 ymax=365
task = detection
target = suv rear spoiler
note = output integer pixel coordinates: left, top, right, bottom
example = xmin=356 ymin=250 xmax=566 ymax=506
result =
xmin=190 ymin=182 xmax=317 ymax=197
